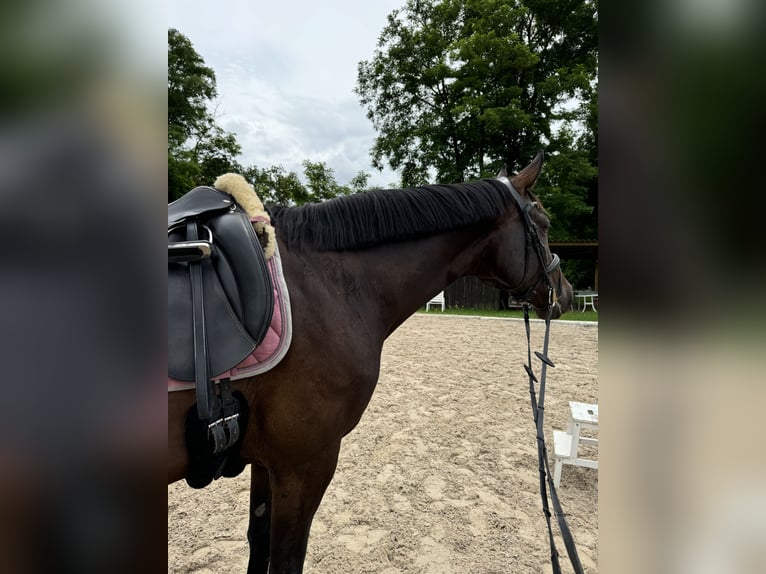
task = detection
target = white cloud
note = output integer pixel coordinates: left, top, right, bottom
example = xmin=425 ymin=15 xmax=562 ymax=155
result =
xmin=170 ymin=0 xmax=403 ymax=188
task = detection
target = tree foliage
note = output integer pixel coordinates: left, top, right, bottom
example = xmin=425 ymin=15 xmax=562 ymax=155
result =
xmin=240 ymin=162 xmax=373 ymax=207
xmin=168 ymin=28 xmax=242 ymax=201
xmin=241 ymin=164 xmax=309 ymax=207
xmin=357 ymin=0 xmax=597 ymax=186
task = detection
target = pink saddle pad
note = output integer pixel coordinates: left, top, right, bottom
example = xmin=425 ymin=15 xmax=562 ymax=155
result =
xmin=168 ymin=245 xmax=293 ymax=392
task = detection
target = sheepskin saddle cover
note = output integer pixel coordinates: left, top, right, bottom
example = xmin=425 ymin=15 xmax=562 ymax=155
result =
xmin=168 ymin=174 xmax=277 ymax=382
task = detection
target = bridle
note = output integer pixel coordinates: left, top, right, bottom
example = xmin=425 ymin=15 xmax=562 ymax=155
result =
xmin=497 ymin=176 xmax=585 ymax=574
xmin=496 ymin=176 xmax=562 ymax=312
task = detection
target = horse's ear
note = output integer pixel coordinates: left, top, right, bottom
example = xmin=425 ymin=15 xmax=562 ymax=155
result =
xmin=496 ymin=166 xmax=508 ymax=177
xmin=511 ymin=150 xmax=544 ymax=194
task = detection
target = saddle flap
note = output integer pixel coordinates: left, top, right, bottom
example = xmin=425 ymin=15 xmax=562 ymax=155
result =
xmin=168 ymin=259 xmax=258 ymax=381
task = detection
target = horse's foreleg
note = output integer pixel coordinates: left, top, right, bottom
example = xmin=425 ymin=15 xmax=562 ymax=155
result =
xmin=246 ymin=466 xmax=272 ymax=574
xmin=266 ymin=444 xmax=341 ymax=574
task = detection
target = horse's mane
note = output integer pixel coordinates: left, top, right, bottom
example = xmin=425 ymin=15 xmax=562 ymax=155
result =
xmin=267 ymin=179 xmax=515 ymax=251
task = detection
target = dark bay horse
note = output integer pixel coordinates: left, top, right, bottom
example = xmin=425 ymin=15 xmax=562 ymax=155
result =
xmin=168 ymin=152 xmax=573 ymax=573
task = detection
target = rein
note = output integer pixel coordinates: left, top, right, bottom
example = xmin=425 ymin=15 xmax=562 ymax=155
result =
xmin=521 ymin=305 xmax=584 ymax=574
xmin=498 ymin=177 xmax=585 ymax=574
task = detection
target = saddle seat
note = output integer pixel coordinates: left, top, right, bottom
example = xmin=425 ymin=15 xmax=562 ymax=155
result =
xmin=168 ymin=185 xmax=274 ymax=383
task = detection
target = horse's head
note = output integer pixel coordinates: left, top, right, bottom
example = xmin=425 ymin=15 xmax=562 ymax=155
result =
xmin=475 ymin=152 xmax=573 ymax=319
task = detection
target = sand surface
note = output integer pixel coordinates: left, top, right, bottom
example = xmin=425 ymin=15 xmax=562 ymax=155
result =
xmin=169 ymin=314 xmax=598 ymax=573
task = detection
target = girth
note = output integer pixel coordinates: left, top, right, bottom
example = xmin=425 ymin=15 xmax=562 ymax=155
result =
xmin=168 ymin=186 xmax=274 ymax=458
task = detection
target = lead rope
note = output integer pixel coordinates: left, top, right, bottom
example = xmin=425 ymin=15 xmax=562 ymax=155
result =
xmin=523 ymin=303 xmax=585 ymax=574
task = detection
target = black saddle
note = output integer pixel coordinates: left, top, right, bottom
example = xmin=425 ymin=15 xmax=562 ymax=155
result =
xmin=168 ymin=186 xmax=273 ymax=462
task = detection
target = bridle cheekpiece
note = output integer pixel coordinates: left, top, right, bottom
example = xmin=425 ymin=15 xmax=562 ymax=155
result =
xmin=496 ymin=176 xmax=561 ymax=316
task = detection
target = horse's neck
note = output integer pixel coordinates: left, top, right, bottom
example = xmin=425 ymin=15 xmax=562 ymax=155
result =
xmin=279 ymin=221 xmax=493 ymax=341
xmin=349 ymin=223 xmax=493 ymax=337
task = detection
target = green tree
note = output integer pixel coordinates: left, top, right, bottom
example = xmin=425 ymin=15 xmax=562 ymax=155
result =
xmin=242 ymin=165 xmax=309 ymax=206
xmin=302 ymin=160 xmax=354 ymax=201
xmin=538 ymin=130 xmax=596 ymax=242
xmin=356 ymin=0 xmax=598 ymax=184
xmin=349 ymin=171 xmax=373 ymax=193
xmin=241 ymin=162 xmax=373 ymax=207
xmin=168 ymin=28 xmax=242 ymax=201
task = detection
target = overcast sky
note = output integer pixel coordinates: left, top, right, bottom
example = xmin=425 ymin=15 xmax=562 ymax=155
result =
xmin=169 ymin=0 xmax=405 ymax=188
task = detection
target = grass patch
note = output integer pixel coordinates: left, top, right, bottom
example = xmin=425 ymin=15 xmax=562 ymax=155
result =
xmin=417 ymin=307 xmax=598 ymax=322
